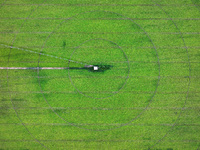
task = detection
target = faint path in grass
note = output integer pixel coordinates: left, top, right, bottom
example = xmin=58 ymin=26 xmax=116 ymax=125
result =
xmin=0 ymin=67 xmax=70 ymax=69
xmin=150 ymin=0 xmax=191 ymax=149
xmin=0 ymin=0 xmax=7 ymax=8
xmin=191 ymin=0 xmax=200 ymax=13
xmin=5 ymin=0 xmax=49 ymax=149
xmin=0 ymin=43 xmax=87 ymax=65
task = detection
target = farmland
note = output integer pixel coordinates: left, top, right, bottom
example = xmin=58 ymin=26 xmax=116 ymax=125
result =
xmin=0 ymin=0 xmax=200 ymax=149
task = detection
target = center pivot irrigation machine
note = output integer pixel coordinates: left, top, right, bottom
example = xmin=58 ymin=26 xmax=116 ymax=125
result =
xmin=85 ymin=64 xmax=113 ymax=72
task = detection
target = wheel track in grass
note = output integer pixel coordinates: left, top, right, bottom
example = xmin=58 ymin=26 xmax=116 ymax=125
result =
xmin=68 ymin=38 xmax=130 ymax=99
xmin=0 ymin=43 xmax=87 ymax=65
xmin=1 ymin=0 xmax=194 ymax=149
xmin=0 ymin=0 xmax=7 ymax=8
xmin=0 ymin=90 xmax=198 ymax=95
xmin=2 ymin=3 xmax=200 ymax=6
xmin=2 ymin=45 xmax=200 ymax=49
xmin=37 ymin=9 xmax=160 ymax=131
xmin=5 ymin=0 xmax=49 ymax=149
xmin=1 ymin=139 xmax=200 ymax=142
xmin=1 ymin=106 xmax=199 ymax=111
xmin=1 ymin=31 xmax=200 ymax=35
xmin=149 ymin=0 xmax=192 ymax=149
xmin=1 ymin=17 xmax=200 ymax=20
xmin=191 ymin=0 xmax=200 ymax=13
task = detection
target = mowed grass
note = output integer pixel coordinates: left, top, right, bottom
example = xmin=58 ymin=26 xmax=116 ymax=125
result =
xmin=0 ymin=0 xmax=200 ymax=149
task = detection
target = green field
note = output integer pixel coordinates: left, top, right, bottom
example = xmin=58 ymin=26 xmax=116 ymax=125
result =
xmin=0 ymin=0 xmax=200 ymax=149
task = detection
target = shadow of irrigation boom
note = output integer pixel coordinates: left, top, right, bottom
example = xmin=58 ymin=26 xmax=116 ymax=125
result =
xmin=0 ymin=65 xmax=113 ymax=72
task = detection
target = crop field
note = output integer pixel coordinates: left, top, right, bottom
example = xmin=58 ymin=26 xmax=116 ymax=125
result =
xmin=0 ymin=0 xmax=200 ymax=149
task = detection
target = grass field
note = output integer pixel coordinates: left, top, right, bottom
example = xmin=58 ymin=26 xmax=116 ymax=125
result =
xmin=0 ymin=0 xmax=200 ymax=149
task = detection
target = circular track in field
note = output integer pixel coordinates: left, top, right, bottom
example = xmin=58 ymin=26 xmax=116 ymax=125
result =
xmin=38 ymin=10 xmax=160 ymax=131
xmin=68 ymin=38 xmax=130 ymax=99
xmin=6 ymin=1 xmax=193 ymax=149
